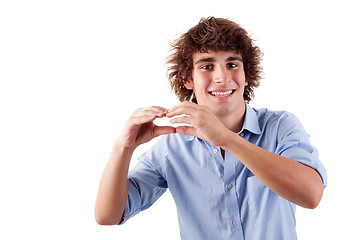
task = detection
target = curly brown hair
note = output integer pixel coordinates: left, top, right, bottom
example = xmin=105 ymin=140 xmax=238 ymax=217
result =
xmin=166 ymin=17 xmax=263 ymax=103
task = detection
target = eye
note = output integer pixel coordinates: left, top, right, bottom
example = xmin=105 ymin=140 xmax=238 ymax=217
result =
xmin=227 ymin=62 xmax=238 ymax=68
xmin=200 ymin=64 xmax=213 ymax=70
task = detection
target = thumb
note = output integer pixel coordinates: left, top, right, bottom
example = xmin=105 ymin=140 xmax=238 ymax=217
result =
xmin=175 ymin=126 xmax=197 ymax=137
xmin=154 ymin=126 xmax=176 ymax=137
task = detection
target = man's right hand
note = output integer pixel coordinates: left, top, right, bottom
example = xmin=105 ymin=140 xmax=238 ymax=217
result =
xmin=115 ymin=106 xmax=176 ymax=150
xmin=95 ymin=106 xmax=176 ymax=225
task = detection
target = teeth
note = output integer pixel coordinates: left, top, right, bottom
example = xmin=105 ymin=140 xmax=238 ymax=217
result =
xmin=210 ymin=90 xmax=233 ymax=96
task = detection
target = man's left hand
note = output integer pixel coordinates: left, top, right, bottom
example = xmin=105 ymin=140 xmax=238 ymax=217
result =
xmin=166 ymin=101 xmax=232 ymax=147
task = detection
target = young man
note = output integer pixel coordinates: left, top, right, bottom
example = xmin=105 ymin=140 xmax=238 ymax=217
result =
xmin=95 ymin=17 xmax=327 ymax=240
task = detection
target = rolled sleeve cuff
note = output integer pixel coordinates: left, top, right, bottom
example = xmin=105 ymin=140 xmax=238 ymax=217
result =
xmin=281 ymin=147 xmax=328 ymax=189
xmin=118 ymin=179 xmax=142 ymax=225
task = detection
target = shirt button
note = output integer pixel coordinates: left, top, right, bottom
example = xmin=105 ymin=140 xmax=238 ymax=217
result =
xmin=213 ymin=149 xmax=218 ymax=154
xmin=227 ymin=184 xmax=233 ymax=189
xmin=232 ymin=219 xmax=238 ymax=226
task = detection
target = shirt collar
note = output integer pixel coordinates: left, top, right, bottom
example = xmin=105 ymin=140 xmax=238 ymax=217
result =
xmin=184 ymin=103 xmax=261 ymax=141
xmin=240 ymin=103 xmax=261 ymax=135
xmin=184 ymin=134 xmax=196 ymax=141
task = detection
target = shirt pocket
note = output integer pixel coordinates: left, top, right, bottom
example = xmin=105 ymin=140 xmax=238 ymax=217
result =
xmin=246 ymin=175 xmax=270 ymax=218
xmin=244 ymin=176 xmax=297 ymax=239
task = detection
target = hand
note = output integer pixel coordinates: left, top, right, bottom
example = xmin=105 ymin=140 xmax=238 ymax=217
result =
xmin=166 ymin=101 xmax=231 ymax=147
xmin=116 ymin=106 xmax=176 ymax=150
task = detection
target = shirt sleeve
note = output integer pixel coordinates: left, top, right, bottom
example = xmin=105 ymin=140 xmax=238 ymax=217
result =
xmin=274 ymin=112 xmax=328 ymax=188
xmin=120 ymin=142 xmax=168 ymax=224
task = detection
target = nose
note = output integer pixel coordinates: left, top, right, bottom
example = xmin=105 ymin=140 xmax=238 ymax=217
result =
xmin=213 ymin=65 xmax=230 ymax=83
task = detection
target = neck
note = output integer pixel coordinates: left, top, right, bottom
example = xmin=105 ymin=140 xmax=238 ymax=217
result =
xmin=217 ymin=102 xmax=246 ymax=133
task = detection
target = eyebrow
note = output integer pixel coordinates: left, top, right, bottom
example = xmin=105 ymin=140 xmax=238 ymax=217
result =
xmin=194 ymin=56 xmax=243 ymax=65
xmin=194 ymin=58 xmax=215 ymax=65
xmin=226 ymin=56 xmax=243 ymax=62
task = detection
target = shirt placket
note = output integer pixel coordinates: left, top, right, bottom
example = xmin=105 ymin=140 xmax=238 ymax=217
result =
xmin=210 ymin=145 xmax=245 ymax=240
xmin=223 ymin=151 xmax=245 ymax=239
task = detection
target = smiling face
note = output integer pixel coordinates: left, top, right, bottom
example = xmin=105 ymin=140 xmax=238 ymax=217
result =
xmin=185 ymin=51 xmax=248 ymax=121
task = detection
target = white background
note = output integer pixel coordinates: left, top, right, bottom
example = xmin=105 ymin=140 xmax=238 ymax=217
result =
xmin=1 ymin=0 xmax=359 ymax=239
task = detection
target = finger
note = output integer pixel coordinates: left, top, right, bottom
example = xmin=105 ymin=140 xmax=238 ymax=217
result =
xmin=169 ymin=101 xmax=195 ymax=110
xmin=148 ymin=106 xmax=168 ymax=117
xmin=127 ymin=115 xmax=156 ymax=128
xmin=143 ymin=105 xmax=168 ymax=112
xmin=133 ymin=106 xmax=168 ymax=117
xmin=154 ymin=126 xmax=176 ymax=137
xmin=169 ymin=115 xmax=193 ymax=126
xmin=175 ymin=126 xmax=197 ymax=137
xmin=132 ymin=111 xmax=162 ymax=120
xmin=166 ymin=102 xmax=198 ymax=118
xmin=129 ymin=111 xmax=161 ymax=126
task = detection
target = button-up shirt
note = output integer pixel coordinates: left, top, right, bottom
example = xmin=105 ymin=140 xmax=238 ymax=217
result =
xmin=121 ymin=104 xmax=327 ymax=240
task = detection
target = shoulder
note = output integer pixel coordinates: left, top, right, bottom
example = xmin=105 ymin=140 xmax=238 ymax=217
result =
xmin=250 ymin=106 xmax=309 ymax=142
xmin=254 ymin=107 xmax=291 ymax=122
xmin=252 ymin=107 xmax=300 ymax=129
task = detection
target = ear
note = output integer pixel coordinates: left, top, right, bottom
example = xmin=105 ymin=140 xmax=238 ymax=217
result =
xmin=245 ymin=79 xmax=249 ymax=86
xmin=184 ymin=78 xmax=194 ymax=90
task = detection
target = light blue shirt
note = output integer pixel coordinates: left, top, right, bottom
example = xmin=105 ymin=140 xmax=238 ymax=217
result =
xmin=121 ymin=104 xmax=327 ymax=240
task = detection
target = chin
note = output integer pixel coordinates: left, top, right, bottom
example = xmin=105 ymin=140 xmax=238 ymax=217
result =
xmin=211 ymin=106 xmax=233 ymax=117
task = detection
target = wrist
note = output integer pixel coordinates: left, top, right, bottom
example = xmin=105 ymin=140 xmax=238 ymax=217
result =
xmin=220 ymin=130 xmax=241 ymax=151
xmin=112 ymin=139 xmax=136 ymax=155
